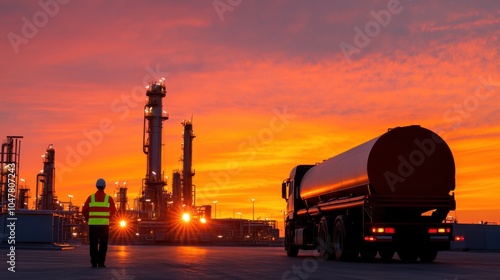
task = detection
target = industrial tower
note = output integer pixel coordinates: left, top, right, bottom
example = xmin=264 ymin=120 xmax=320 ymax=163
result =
xmin=0 ymin=136 xmax=22 ymax=210
xmin=37 ymin=144 xmax=58 ymax=210
xmin=172 ymin=169 xmax=181 ymax=208
xmin=181 ymin=119 xmax=195 ymax=207
xmin=116 ymin=182 xmax=128 ymax=211
xmin=142 ymin=79 xmax=168 ymax=219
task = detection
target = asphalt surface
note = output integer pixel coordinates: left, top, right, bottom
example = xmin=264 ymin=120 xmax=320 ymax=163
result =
xmin=1 ymin=245 xmax=499 ymax=279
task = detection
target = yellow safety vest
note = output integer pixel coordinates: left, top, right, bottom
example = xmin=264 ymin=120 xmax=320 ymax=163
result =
xmin=88 ymin=194 xmax=111 ymax=225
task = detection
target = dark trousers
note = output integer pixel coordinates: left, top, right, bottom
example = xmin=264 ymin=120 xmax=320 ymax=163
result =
xmin=89 ymin=225 xmax=109 ymax=266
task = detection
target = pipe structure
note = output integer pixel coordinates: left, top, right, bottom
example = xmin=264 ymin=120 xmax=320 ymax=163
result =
xmin=142 ymin=79 xmax=168 ymax=219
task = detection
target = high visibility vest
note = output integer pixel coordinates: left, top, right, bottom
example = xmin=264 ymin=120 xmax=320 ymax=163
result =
xmin=88 ymin=194 xmax=111 ymax=225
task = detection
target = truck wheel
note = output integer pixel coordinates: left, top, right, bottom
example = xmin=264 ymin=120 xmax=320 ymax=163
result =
xmin=333 ymin=216 xmax=357 ymax=261
xmin=397 ymin=249 xmax=418 ymax=262
xmin=318 ymin=217 xmax=334 ymax=260
xmin=419 ymin=248 xmax=438 ymax=263
xmin=285 ymin=226 xmax=299 ymax=257
xmin=378 ymin=249 xmax=394 ymax=261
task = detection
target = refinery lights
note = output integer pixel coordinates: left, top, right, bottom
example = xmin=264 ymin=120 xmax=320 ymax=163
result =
xmin=119 ymin=220 xmax=127 ymax=228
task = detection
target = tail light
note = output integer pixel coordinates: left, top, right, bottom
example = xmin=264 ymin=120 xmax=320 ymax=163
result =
xmin=428 ymin=227 xmax=451 ymax=234
xmin=454 ymin=235 xmax=465 ymax=242
xmin=371 ymin=227 xmax=395 ymax=234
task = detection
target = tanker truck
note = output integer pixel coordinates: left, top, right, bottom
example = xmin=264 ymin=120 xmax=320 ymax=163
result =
xmin=282 ymin=125 xmax=462 ymax=262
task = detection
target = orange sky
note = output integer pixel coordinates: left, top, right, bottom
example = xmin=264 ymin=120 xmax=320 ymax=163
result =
xmin=1 ymin=1 xmax=499 ymax=232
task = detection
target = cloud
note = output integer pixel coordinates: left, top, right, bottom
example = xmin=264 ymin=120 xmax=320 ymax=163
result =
xmin=0 ymin=0 xmax=499 ymax=224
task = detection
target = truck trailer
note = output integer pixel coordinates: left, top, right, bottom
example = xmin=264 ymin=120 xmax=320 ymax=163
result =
xmin=282 ymin=125 xmax=461 ymax=262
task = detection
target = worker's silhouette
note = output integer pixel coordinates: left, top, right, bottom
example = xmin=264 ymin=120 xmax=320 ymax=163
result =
xmin=82 ymin=178 xmax=117 ymax=268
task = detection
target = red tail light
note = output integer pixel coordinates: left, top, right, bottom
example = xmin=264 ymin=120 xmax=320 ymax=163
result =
xmin=385 ymin=227 xmax=395 ymax=234
xmin=428 ymin=227 xmax=451 ymax=234
xmin=371 ymin=227 xmax=395 ymax=234
xmin=454 ymin=236 xmax=465 ymax=242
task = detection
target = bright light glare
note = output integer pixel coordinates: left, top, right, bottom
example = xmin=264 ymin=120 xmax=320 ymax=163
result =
xmin=119 ymin=220 xmax=127 ymax=228
xmin=200 ymin=218 xmax=207 ymax=224
xmin=182 ymin=213 xmax=190 ymax=222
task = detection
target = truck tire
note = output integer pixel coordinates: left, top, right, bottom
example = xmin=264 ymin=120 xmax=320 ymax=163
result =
xmin=397 ymin=249 xmax=418 ymax=262
xmin=333 ymin=215 xmax=358 ymax=261
xmin=285 ymin=226 xmax=299 ymax=257
xmin=318 ymin=217 xmax=334 ymax=260
xmin=419 ymin=248 xmax=438 ymax=263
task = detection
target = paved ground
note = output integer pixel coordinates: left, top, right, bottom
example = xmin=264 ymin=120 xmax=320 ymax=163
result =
xmin=1 ymin=245 xmax=500 ymax=279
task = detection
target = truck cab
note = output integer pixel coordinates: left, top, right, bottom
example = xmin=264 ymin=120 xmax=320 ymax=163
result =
xmin=282 ymin=165 xmax=314 ymax=257
xmin=282 ymin=165 xmax=314 ymax=218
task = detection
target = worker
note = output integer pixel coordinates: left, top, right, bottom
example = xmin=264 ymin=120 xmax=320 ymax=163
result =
xmin=82 ymin=178 xmax=117 ymax=268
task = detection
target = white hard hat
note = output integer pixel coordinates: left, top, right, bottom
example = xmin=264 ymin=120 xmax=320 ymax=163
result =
xmin=96 ymin=178 xmax=106 ymax=188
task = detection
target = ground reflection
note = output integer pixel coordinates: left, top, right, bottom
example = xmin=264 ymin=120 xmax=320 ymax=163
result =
xmin=116 ymin=245 xmax=129 ymax=259
xmin=174 ymin=246 xmax=208 ymax=264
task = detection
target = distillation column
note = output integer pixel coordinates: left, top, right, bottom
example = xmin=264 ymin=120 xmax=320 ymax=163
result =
xmin=181 ymin=120 xmax=195 ymax=207
xmin=0 ymin=136 xmax=23 ymax=210
xmin=18 ymin=187 xmax=30 ymax=209
xmin=142 ymin=79 xmax=168 ymax=219
xmin=172 ymin=170 xmax=182 ymax=208
xmin=119 ymin=184 xmax=128 ymax=211
xmin=40 ymin=144 xmax=57 ymax=210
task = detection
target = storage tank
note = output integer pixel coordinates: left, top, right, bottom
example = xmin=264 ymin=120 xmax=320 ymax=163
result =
xmin=299 ymin=126 xmax=455 ymax=206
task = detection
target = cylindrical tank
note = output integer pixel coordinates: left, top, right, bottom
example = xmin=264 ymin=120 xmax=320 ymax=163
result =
xmin=299 ymin=126 xmax=455 ymax=205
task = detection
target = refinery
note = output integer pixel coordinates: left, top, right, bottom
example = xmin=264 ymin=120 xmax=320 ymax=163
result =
xmin=0 ymin=80 xmax=279 ymax=247
xmin=0 ymin=80 xmax=498 ymax=257
xmin=2 ymin=1 xmax=499 ymax=278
